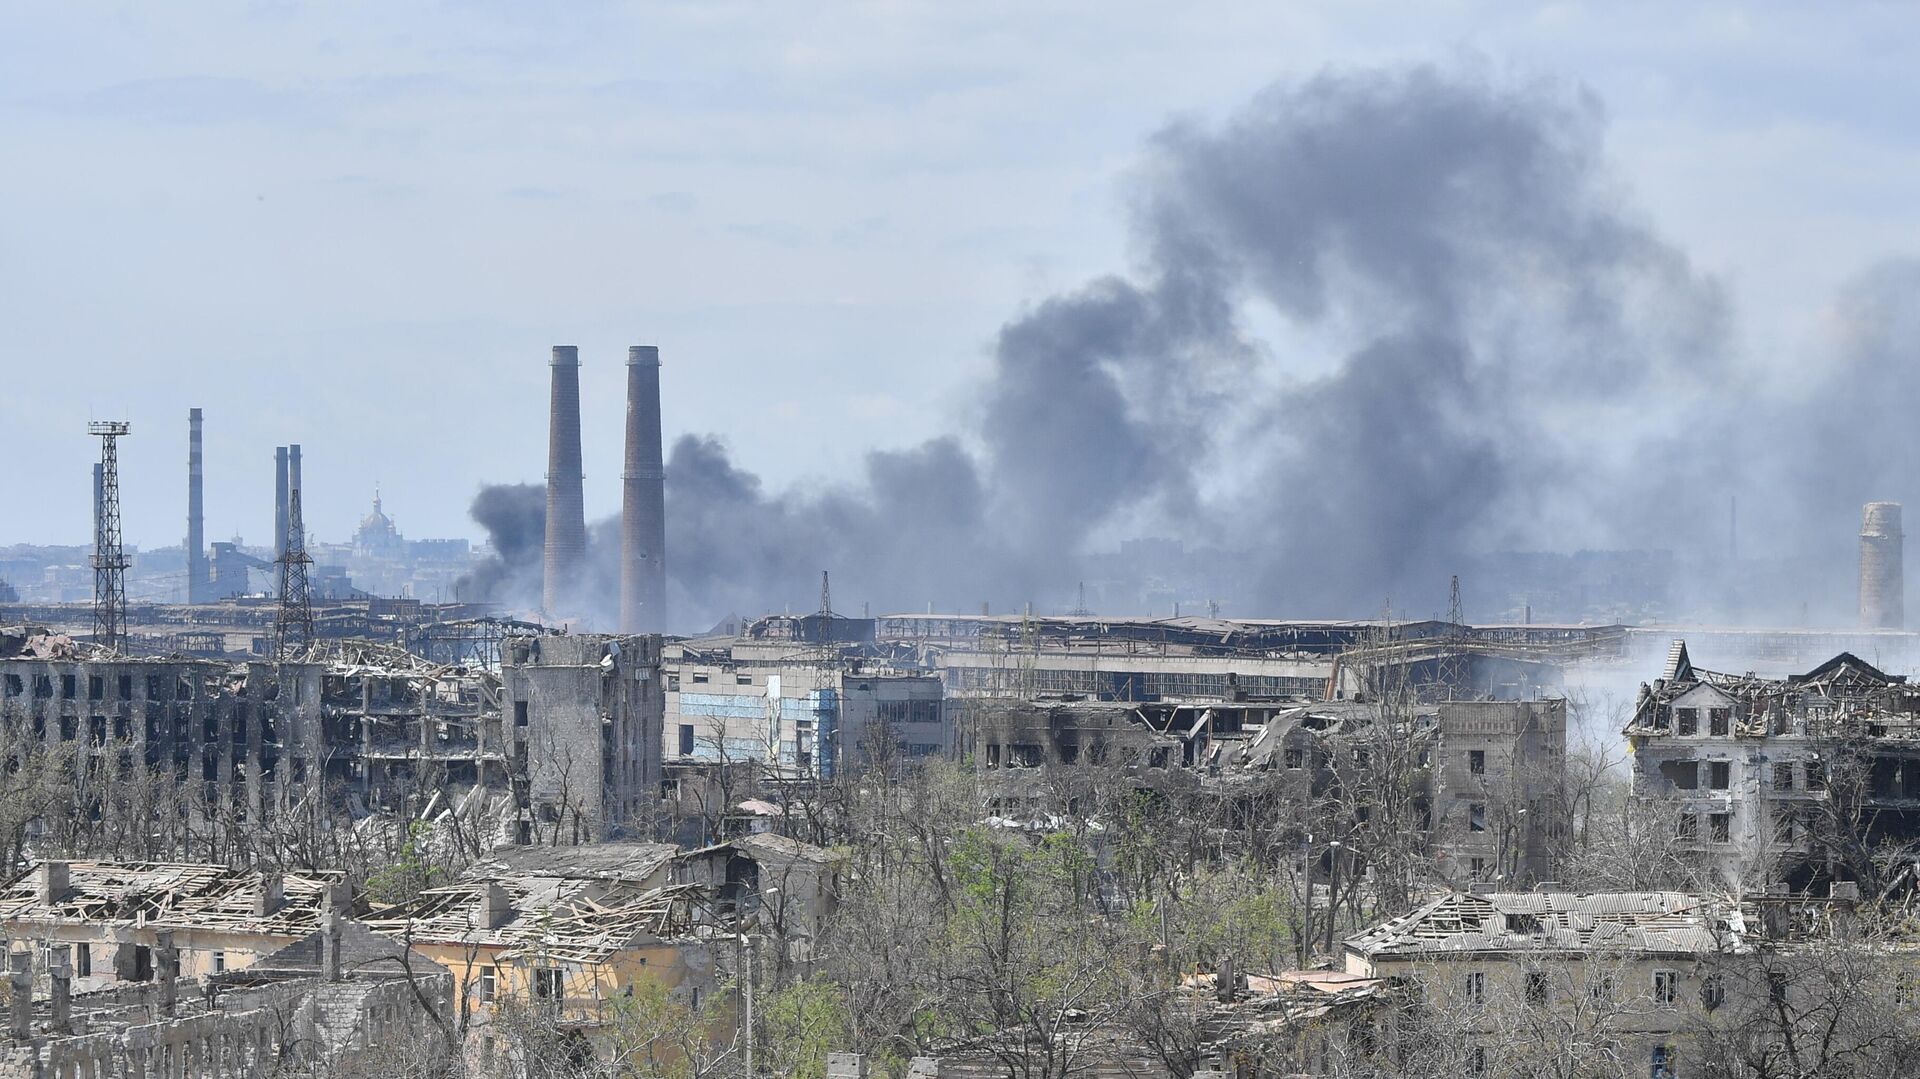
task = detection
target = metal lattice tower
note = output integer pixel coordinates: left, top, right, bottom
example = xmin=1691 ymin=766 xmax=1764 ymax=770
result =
xmin=275 ymin=488 xmax=315 ymax=658
xmin=813 ymin=571 xmax=839 ymax=778
xmin=1436 ymin=574 xmax=1467 ymax=700
xmin=1068 ymin=581 xmax=1092 ymax=618
xmin=88 ymin=421 xmax=132 ymax=651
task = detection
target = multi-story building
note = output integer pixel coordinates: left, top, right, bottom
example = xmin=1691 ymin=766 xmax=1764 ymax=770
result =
xmin=968 ymin=695 xmax=1568 ymax=887
xmin=0 ymin=626 xmax=662 ymax=846
xmin=1624 ymin=640 xmax=1920 ymax=888
xmin=502 ymin=634 xmax=664 ymax=842
xmin=1344 ymin=889 xmax=1741 ymax=1077
xmin=362 ymin=841 xmax=726 ymax=1060
xmin=1341 ymin=885 xmax=1908 ymax=1079
xmin=665 ymin=623 xmax=947 ymax=778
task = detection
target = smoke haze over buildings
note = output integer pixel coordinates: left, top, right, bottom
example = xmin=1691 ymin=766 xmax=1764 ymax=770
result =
xmin=461 ymin=64 xmax=1920 ymax=632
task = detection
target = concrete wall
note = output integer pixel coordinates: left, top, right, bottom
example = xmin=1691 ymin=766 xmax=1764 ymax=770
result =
xmin=502 ymin=634 xmax=663 ymax=842
xmin=0 ymin=657 xmax=326 ymax=822
xmin=666 ymin=658 xmax=946 ymax=778
xmin=1431 ymin=699 xmax=1568 ymax=886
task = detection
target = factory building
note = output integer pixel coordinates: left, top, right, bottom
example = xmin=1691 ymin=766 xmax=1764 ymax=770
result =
xmin=664 ymin=621 xmax=948 ymax=779
xmin=877 ymin=614 xmax=1591 ymax=702
xmin=666 ymin=666 xmax=947 ymax=778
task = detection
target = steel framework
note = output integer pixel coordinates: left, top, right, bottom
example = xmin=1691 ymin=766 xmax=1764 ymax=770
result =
xmin=275 ymin=488 xmax=315 ymax=658
xmin=88 ymin=421 xmax=131 ymax=650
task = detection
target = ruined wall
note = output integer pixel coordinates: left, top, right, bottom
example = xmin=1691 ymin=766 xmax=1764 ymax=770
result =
xmin=0 ymin=657 xmax=326 ymax=823
xmin=502 ymin=634 xmax=663 ymax=842
xmin=1428 ymin=699 xmax=1568 ymax=886
xmin=838 ymin=675 xmax=948 ymax=766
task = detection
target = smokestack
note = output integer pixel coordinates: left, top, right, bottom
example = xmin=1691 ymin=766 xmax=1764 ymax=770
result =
xmin=275 ymin=446 xmax=290 ymax=564
xmin=1861 ymin=501 xmax=1904 ymax=629
xmin=543 ymin=345 xmax=588 ymax=615
xmin=288 ymin=443 xmax=303 ymax=549
xmin=621 ymin=345 xmax=668 ymax=633
xmin=186 ymin=409 xmax=207 ymax=603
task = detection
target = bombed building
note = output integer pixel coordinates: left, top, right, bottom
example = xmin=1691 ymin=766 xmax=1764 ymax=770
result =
xmin=0 ymin=626 xmax=663 ymax=848
xmin=664 ymin=614 xmax=948 ymax=780
xmin=878 ymin=613 xmax=1608 ymax=703
xmin=1625 ymin=639 xmax=1920 ymax=888
xmin=969 ymin=694 xmax=1568 ymax=887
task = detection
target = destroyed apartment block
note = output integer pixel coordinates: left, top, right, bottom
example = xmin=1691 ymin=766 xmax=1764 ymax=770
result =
xmin=970 ymin=695 xmax=1567 ymax=886
xmin=1340 ymin=885 xmax=1880 ymax=1076
xmin=1625 ymin=639 xmax=1920 ymax=889
xmin=0 ymin=889 xmax=450 ymax=1078
xmin=0 ymin=860 xmax=345 ymax=992
xmin=0 ymin=627 xmax=665 ymax=847
xmin=362 ymin=840 xmax=731 ymax=1047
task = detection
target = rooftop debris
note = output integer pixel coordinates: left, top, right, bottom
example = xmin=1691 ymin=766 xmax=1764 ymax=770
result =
xmin=0 ymin=861 xmax=343 ymax=937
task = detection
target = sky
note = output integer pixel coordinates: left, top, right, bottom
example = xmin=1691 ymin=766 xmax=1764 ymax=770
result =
xmin=2 ymin=1 xmax=1917 ymax=554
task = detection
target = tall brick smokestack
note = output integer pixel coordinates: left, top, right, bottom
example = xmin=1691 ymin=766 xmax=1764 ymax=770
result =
xmin=274 ymin=446 xmax=289 ymax=564
xmin=621 ymin=345 xmax=668 ymax=633
xmin=543 ymin=345 xmax=588 ymax=615
xmin=1861 ymin=501 xmax=1904 ymax=629
xmin=186 ymin=409 xmax=208 ymax=603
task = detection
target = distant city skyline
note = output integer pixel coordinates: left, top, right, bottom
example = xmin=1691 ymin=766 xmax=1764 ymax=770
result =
xmin=4 ymin=3 xmax=1917 ymax=552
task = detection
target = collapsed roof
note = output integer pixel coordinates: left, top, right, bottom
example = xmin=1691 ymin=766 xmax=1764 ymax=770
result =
xmin=0 ymin=862 xmax=343 ymax=937
xmin=1346 ymin=890 xmax=1738 ymax=960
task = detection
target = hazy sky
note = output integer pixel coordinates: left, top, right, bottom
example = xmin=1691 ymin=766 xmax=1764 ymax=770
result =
xmin=2 ymin=2 xmax=1915 ymax=551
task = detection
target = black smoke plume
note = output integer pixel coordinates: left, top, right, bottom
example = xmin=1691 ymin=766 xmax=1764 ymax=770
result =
xmin=462 ymin=65 xmax=1920 ymax=632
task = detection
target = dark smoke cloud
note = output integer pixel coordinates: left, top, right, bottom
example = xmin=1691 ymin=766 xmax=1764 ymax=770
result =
xmin=461 ymin=64 xmax=1920 ymax=632
xmin=454 ymin=483 xmax=544 ymax=606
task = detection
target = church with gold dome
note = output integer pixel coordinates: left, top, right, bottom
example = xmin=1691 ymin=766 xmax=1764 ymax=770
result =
xmin=353 ymin=489 xmax=406 ymax=559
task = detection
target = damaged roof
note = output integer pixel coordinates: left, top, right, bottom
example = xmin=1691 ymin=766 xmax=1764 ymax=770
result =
xmin=680 ymin=832 xmax=842 ymax=867
xmin=1346 ymin=890 xmax=1737 ymax=960
xmin=362 ymin=876 xmax=706 ymax=966
xmin=0 ymin=862 xmax=343 ymax=937
xmin=469 ymin=841 xmax=678 ymax=884
xmin=250 ymin=918 xmax=447 ymax=980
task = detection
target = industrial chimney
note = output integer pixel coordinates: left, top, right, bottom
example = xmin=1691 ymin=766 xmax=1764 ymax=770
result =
xmin=543 ymin=346 xmax=588 ymax=616
xmin=186 ymin=409 xmax=208 ymax=603
xmin=274 ymin=446 xmax=290 ymax=564
xmin=1861 ymin=502 xmax=1904 ymax=629
xmin=288 ymin=443 xmax=303 ymax=548
xmin=621 ymin=345 xmax=668 ymax=633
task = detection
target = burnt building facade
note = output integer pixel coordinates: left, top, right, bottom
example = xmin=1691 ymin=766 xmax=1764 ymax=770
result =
xmin=968 ymin=695 xmax=1568 ymax=887
xmin=502 ymin=633 xmax=664 ymax=842
xmin=0 ymin=628 xmax=662 ymax=847
xmin=1625 ymin=640 xmax=1920 ymax=888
